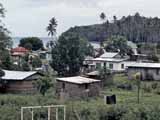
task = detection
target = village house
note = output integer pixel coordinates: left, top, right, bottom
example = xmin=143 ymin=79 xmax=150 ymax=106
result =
xmin=56 ymin=76 xmax=101 ymax=100
xmin=11 ymin=47 xmax=29 ymax=63
xmin=127 ymin=63 xmax=160 ymax=81
xmin=84 ymin=52 xmax=130 ymax=72
xmin=1 ymin=70 xmax=42 ymax=93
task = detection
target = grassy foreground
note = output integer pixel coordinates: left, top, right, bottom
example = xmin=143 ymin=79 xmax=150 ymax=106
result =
xmin=0 ymin=74 xmax=159 ymax=120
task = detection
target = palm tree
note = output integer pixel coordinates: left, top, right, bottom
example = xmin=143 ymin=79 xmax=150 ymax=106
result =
xmin=46 ymin=17 xmax=57 ymax=48
xmin=100 ymin=12 xmax=106 ymax=23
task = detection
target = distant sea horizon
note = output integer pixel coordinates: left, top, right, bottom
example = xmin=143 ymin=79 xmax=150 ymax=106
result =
xmin=12 ymin=37 xmax=100 ymax=49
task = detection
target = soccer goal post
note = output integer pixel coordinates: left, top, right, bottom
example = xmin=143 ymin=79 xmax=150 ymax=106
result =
xmin=21 ymin=105 xmax=66 ymax=120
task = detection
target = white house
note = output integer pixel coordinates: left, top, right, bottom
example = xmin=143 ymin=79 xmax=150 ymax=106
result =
xmin=84 ymin=52 xmax=133 ymax=72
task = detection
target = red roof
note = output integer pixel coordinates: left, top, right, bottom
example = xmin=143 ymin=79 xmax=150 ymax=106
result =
xmin=11 ymin=47 xmax=29 ymax=53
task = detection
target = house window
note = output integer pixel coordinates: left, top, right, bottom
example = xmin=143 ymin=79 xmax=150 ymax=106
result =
xmin=62 ymin=83 xmax=65 ymax=89
xmin=96 ymin=63 xmax=101 ymax=69
xmin=121 ymin=64 xmax=124 ymax=69
xmin=109 ymin=63 xmax=113 ymax=69
xmin=156 ymin=69 xmax=159 ymax=75
xmin=85 ymin=84 xmax=89 ymax=89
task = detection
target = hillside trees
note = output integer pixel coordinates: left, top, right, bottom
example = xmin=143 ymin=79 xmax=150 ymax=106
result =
xmin=64 ymin=13 xmax=160 ymax=43
xmin=51 ymin=32 xmax=94 ymax=76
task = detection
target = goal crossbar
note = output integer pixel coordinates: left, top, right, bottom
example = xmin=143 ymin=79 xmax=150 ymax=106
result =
xmin=21 ymin=105 xmax=66 ymax=120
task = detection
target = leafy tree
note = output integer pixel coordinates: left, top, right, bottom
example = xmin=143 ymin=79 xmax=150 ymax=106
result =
xmin=34 ymin=75 xmax=53 ymax=96
xmin=51 ymin=32 xmax=94 ymax=76
xmin=19 ymin=37 xmax=43 ymax=51
xmin=0 ymin=50 xmax=13 ymax=70
xmin=0 ymin=3 xmax=12 ymax=69
xmin=99 ymin=64 xmax=113 ymax=87
xmin=104 ymin=35 xmax=133 ymax=57
xmin=0 ymin=68 xmax=6 ymax=93
xmin=21 ymin=61 xmax=30 ymax=71
xmin=148 ymin=55 xmax=159 ymax=62
xmin=0 ymin=69 xmax=4 ymax=78
xmin=31 ymin=56 xmax=42 ymax=68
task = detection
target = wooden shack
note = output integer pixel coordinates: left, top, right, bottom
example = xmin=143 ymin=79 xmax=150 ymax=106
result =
xmin=127 ymin=63 xmax=160 ymax=81
xmin=56 ymin=76 xmax=101 ymax=100
xmin=1 ymin=70 xmax=42 ymax=93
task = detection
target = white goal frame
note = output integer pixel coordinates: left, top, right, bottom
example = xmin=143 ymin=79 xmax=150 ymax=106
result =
xmin=21 ymin=105 xmax=66 ymax=120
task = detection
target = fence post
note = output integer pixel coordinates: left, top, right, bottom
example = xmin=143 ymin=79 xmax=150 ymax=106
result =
xmin=21 ymin=108 xmax=23 ymax=120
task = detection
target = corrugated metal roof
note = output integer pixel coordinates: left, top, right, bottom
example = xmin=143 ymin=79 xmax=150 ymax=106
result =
xmin=90 ymin=42 xmax=100 ymax=49
xmin=93 ymin=57 xmax=126 ymax=62
xmin=127 ymin=41 xmax=137 ymax=49
xmin=127 ymin=63 xmax=160 ymax=68
xmin=2 ymin=70 xmax=37 ymax=80
xmin=100 ymin=52 xmax=119 ymax=58
xmin=56 ymin=76 xmax=100 ymax=84
xmin=11 ymin=47 xmax=29 ymax=53
xmin=86 ymin=71 xmax=99 ymax=76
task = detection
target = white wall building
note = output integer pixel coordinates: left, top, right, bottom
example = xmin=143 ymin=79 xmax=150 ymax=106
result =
xmin=84 ymin=52 xmax=136 ymax=72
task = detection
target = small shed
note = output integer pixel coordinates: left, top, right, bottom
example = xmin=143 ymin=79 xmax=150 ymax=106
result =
xmin=127 ymin=63 xmax=160 ymax=81
xmin=1 ymin=70 xmax=42 ymax=93
xmin=56 ymin=76 xmax=101 ymax=100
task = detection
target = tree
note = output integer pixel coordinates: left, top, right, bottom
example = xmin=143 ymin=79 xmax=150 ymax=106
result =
xmin=0 ymin=69 xmax=7 ymax=93
xmin=133 ymin=72 xmax=141 ymax=104
xmin=100 ymin=12 xmax=106 ymax=22
xmin=46 ymin=17 xmax=57 ymax=48
xmin=21 ymin=60 xmax=30 ymax=71
xmin=148 ymin=55 xmax=159 ymax=62
xmin=104 ymin=35 xmax=133 ymax=57
xmin=0 ymin=3 xmax=12 ymax=69
xmin=0 ymin=69 xmax=4 ymax=78
xmin=113 ymin=15 xmax=117 ymax=22
xmin=0 ymin=50 xmax=13 ymax=70
xmin=34 ymin=75 xmax=53 ymax=96
xmin=31 ymin=56 xmax=42 ymax=68
xmin=19 ymin=37 xmax=43 ymax=51
xmin=51 ymin=32 xmax=94 ymax=76
xmin=99 ymin=64 xmax=113 ymax=87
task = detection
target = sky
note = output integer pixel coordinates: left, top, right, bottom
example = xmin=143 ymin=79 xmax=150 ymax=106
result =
xmin=0 ymin=0 xmax=160 ymax=37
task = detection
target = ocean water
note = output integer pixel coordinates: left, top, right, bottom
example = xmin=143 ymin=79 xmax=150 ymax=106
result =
xmin=12 ymin=37 xmax=100 ymax=49
xmin=12 ymin=37 xmax=53 ymax=48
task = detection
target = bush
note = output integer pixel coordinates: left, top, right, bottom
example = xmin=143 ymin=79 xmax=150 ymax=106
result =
xmin=117 ymin=83 xmax=133 ymax=90
xmin=142 ymin=83 xmax=152 ymax=93
xmin=34 ymin=75 xmax=53 ymax=96
xmin=155 ymin=88 xmax=160 ymax=95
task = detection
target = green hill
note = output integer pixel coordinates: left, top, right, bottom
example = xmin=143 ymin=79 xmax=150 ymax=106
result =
xmin=63 ymin=13 xmax=160 ymax=43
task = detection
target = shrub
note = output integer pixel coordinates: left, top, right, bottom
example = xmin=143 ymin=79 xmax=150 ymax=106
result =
xmin=142 ymin=83 xmax=152 ymax=93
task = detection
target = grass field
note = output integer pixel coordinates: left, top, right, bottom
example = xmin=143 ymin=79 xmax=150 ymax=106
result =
xmin=0 ymin=73 xmax=159 ymax=119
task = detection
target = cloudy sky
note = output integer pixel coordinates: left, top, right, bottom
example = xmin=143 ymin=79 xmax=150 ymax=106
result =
xmin=0 ymin=0 xmax=160 ymax=37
